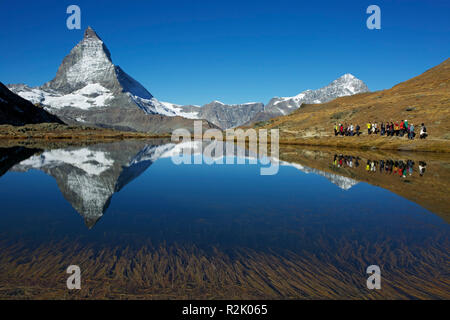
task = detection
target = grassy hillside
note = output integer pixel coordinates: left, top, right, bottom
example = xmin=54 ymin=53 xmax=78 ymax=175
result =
xmin=250 ymin=58 xmax=450 ymax=151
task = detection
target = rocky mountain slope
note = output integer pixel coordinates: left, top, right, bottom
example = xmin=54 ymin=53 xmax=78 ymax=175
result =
xmin=8 ymin=27 xmax=215 ymax=133
xmin=250 ymin=58 xmax=450 ymax=140
xmin=172 ymin=101 xmax=265 ymax=129
xmin=0 ymin=82 xmax=63 ymax=126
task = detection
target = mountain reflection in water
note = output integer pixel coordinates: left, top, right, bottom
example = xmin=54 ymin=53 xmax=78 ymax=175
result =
xmin=11 ymin=141 xmax=179 ymax=228
xmin=7 ymin=141 xmax=361 ymax=228
xmin=0 ymin=140 xmax=448 ymax=299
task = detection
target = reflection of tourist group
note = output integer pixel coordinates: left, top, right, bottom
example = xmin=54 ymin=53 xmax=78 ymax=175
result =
xmin=333 ymin=154 xmax=427 ymax=177
xmin=334 ymin=121 xmax=428 ymax=140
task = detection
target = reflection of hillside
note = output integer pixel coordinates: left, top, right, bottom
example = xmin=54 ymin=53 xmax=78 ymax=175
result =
xmin=279 ymin=146 xmax=450 ymax=222
xmin=0 ymin=147 xmax=40 ymax=178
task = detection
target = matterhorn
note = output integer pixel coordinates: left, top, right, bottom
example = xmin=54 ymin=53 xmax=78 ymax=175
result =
xmin=8 ymin=27 xmax=214 ymax=133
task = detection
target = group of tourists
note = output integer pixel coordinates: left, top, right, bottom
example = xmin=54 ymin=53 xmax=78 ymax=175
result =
xmin=334 ymin=123 xmax=362 ymax=136
xmin=333 ymin=154 xmax=427 ymax=177
xmin=334 ymin=121 xmax=428 ymax=140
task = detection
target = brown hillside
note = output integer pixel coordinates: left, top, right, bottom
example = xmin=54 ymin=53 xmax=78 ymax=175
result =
xmin=252 ymin=58 xmax=450 ymax=145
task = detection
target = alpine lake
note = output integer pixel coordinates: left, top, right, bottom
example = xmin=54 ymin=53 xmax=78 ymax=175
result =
xmin=0 ymin=139 xmax=448 ymax=299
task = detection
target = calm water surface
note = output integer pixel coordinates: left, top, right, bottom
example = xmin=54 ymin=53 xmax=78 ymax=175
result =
xmin=0 ymin=140 xmax=448 ymax=299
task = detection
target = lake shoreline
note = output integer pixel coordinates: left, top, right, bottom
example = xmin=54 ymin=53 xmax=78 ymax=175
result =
xmin=215 ymin=135 xmax=450 ymax=153
xmin=1 ymin=124 xmax=449 ymax=153
xmin=0 ymin=124 xmax=171 ymax=148
xmin=276 ymin=136 xmax=450 ymax=153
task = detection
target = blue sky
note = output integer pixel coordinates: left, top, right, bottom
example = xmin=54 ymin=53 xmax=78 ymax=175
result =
xmin=1 ymin=0 xmax=449 ymax=105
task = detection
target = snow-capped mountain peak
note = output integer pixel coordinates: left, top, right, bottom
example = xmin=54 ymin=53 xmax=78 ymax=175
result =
xmin=263 ymin=74 xmax=369 ymax=117
xmin=7 ymin=27 xmax=203 ymax=126
xmin=42 ymin=26 xmax=115 ymax=94
xmin=327 ymin=73 xmax=367 ymax=95
xmin=84 ymin=26 xmax=103 ymax=41
xmin=338 ymin=73 xmax=356 ymax=80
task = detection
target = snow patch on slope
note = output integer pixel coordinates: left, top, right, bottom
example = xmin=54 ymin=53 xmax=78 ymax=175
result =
xmin=10 ymin=84 xmax=114 ymax=110
xmin=128 ymin=94 xmax=200 ymax=118
xmin=45 ymin=84 xmax=114 ymax=110
xmin=159 ymin=101 xmax=200 ymax=119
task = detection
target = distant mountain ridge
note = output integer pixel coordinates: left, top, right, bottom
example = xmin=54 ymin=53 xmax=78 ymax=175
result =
xmin=164 ymin=74 xmax=369 ymax=129
xmin=162 ymin=101 xmax=265 ymax=130
xmin=263 ymin=74 xmax=369 ymax=116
